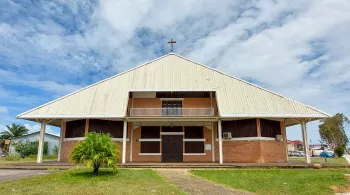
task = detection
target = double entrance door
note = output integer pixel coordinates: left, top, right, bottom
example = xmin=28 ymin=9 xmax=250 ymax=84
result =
xmin=161 ymin=126 xmax=183 ymax=162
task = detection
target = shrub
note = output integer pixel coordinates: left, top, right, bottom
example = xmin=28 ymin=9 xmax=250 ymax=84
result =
xmin=334 ymin=145 xmax=345 ymax=157
xmin=70 ymin=132 xmax=120 ymax=174
xmin=5 ymin=154 xmax=21 ymax=161
xmin=52 ymin=145 xmax=59 ymax=155
xmin=12 ymin=140 xmax=48 ymax=158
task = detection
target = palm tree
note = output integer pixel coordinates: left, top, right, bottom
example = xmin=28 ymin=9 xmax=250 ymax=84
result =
xmin=70 ymin=132 xmax=119 ymax=174
xmin=0 ymin=123 xmax=29 ymax=139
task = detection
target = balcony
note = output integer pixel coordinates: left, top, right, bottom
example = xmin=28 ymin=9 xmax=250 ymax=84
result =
xmin=129 ymin=108 xmax=215 ymax=117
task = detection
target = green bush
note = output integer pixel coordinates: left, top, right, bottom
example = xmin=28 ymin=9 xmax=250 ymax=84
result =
xmin=5 ymin=154 xmax=21 ymax=161
xmin=70 ymin=132 xmax=120 ymax=174
xmin=12 ymin=140 xmax=48 ymax=158
xmin=334 ymin=145 xmax=345 ymax=157
xmin=52 ymin=145 xmax=59 ymax=155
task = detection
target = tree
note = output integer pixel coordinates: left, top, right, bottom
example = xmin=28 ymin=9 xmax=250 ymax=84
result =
xmin=0 ymin=123 xmax=29 ymax=140
xmin=70 ymin=132 xmax=119 ymax=174
xmin=12 ymin=140 xmax=48 ymax=158
xmin=334 ymin=145 xmax=345 ymax=157
xmin=319 ymin=113 xmax=349 ymax=147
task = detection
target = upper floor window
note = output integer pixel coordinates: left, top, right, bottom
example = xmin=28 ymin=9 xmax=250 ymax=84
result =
xmin=88 ymin=120 xmax=124 ymax=138
xmin=65 ymin=120 xmax=85 ymax=138
xmin=221 ymin=119 xmax=257 ymax=138
xmin=260 ymin=119 xmax=281 ymax=138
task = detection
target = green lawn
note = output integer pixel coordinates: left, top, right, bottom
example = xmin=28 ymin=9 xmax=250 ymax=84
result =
xmin=0 ymin=157 xmax=57 ymax=165
xmin=0 ymin=169 xmax=184 ymax=195
xmin=191 ymin=169 xmax=350 ymax=195
xmin=289 ymin=157 xmax=349 ymax=165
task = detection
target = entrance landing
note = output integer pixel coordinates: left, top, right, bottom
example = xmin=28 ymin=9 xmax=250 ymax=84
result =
xmin=119 ymin=162 xmax=349 ymax=169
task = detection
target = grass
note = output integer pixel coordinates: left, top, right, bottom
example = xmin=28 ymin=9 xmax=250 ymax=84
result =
xmin=0 ymin=169 xmax=184 ymax=195
xmin=289 ymin=157 xmax=348 ymax=165
xmin=191 ymin=169 xmax=350 ymax=195
xmin=0 ymin=155 xmax=57 ymax=165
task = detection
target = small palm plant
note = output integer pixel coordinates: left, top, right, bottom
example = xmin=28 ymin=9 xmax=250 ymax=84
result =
xmin=70 ymin=132 xmax=120 ymax=174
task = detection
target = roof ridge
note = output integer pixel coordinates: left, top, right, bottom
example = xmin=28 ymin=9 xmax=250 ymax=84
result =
xmin=173 ymin=53 xmax=331 ymax=117
xmin=11 ymin=131 xmax=60 ymax=139
xmin=17 ymin=53 xmax=171 ymax=118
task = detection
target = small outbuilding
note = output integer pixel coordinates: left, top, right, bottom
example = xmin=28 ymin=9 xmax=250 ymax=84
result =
xmin=9 ymin=132 xmax=60 ymax=156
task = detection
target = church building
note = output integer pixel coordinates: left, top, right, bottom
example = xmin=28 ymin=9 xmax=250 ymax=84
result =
xmin=17 ymin=52 xmax=330 ymax=164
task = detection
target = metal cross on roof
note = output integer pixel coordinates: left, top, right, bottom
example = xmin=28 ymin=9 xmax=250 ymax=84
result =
xmin=167 ymin=38 xmax=176 ymax=52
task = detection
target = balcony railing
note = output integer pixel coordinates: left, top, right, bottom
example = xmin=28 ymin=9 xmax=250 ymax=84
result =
xmin=129 ymin=108 xmax=215 ymax=117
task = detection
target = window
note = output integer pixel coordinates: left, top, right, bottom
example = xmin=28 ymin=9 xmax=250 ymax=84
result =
xmin=141 ymin=126 xmax=160 ymax=138
xmin=88 ymin=120 xmax=124 ymax=138
xmin=65 ymin=120 xmax=86 ymax=138
xmin=184 ymin=126 xmax=203 ymax=138
xmin=141 ymin=142 xmax=160 ymax=153
xmin=221 ymin=119 xmax=257 ymax=138
xmin=184 ymin=126 xmax=204 ymax=153
xmin=260 ymin=119 xmax=281 ymax=138
xmin=185 ymin=142 xmax=204 ymax=153
xmin=162 ymin=101 xmax=182 ymax=116
xmin=140 ymin=126 xmax=160 ymax=153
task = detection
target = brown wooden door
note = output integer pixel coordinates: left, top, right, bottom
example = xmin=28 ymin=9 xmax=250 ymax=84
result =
xmin=162 ymin=135 xmax=183 ymax=162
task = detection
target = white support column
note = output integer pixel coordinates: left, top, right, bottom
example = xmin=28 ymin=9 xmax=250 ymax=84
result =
xmin=218 ymin=120 xmax=223 ymax=164
xmin=211 ymin=123 xmax=215 ymax=162
xmin=37 ymin=121 xmax=47 ymax=163
xmin=129 ymin=123 xmax=133 ymax=162
xmin=301 ymin=121 xmax=311 ymax=163
xmin=122 ymin=120 xmax=127 ymax=164
xmin=57 ymin=120 xmax=64 ymax=162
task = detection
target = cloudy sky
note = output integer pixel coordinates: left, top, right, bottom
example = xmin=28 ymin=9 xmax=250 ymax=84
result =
xmin=0 ymin=0 xmax=349 ymax=143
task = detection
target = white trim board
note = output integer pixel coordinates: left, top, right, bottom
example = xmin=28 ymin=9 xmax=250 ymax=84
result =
xmin=215 ymin=137 xmax=276 ymax=141
xmin=64 ymin=137 xmax=84 ymax=141
xmin=138 ymin=153 xmax=161 ymax=156
xmin=183 ymin=153 xmax=206 ymax=156
xmin=112 ymin=138 xmax=130 ymax=142
xmin=183 ymin=138 xmax=205 ymax=142
xmin=139 ymin=138 xmax=161 ymax=142
xmin=160 ymin=132 xmax=184 ymax=135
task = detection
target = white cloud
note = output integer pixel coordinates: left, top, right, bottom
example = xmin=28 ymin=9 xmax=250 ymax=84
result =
xmin=0 ymin=106 xmax=8 ymax=114
xmin=0 ymin=0 xmax=349 ymax=143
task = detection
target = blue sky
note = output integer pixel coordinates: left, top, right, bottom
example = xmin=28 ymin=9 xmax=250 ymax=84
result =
xmin=0 ymin=0 xmax=349 ymax=144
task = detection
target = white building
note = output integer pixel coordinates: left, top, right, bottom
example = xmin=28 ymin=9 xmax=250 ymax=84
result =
xmin=9 ymin=132 xmax=60 ymax=155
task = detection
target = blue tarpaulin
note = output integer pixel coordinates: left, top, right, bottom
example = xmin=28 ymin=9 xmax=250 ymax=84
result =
xmin=319 ymin=152 xmax=334 ymax=158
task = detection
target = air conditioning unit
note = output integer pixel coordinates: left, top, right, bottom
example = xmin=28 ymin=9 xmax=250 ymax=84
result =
xmin=223 ymin=132 xmax=232 ymax=139
xmin=275 ymin=134 xmax=283 ymax=141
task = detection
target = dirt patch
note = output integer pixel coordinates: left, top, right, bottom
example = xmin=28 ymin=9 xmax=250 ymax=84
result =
xmin=331 ymin=174 xmax=350 ymax=194
xmin=156 ymin=169 xmax=252 ymax=195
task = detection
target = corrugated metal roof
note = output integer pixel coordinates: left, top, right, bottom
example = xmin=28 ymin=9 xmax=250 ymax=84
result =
xmin=17 ymin=53 xmax=330 ymax=119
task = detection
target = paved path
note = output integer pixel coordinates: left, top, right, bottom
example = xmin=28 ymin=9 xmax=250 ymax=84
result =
xmin=343 ymin=155 xmax=350 ymax=164
xmin=156 ymin=169 xmax=252 ymax=195
xmin=0 ymin=170 xmax=53 ymax=182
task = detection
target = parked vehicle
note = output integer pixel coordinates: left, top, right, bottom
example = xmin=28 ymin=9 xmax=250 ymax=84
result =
xmin=0 ymin=151 xmax=8 ymax=157
xmin=288 ymin=150 xmax=304 ymax=157
xmin=311 ymin=149 xmax=323 ymax=157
